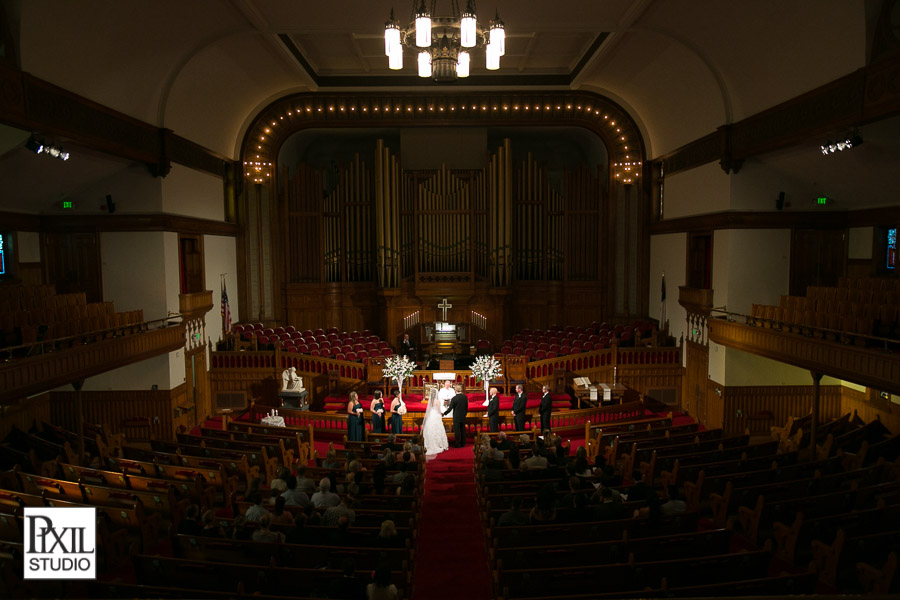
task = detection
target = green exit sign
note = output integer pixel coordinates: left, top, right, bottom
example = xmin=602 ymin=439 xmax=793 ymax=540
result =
xmin=692 ymin=328 xmax=700 ymax=336
xmin=62 ymin=201 xmax=73 ymax=209
xmin=816 ymin=196 xmax=831 ymax=206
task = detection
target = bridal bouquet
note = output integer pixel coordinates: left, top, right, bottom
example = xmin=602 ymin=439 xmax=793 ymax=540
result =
xmin=383 ymin=355 xmax=416 ymax=411
xmin=471 ymin=355 xmax=503 ymax=406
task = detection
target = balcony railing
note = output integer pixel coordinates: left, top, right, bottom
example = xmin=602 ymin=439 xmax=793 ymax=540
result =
xmin=708 ymin=315 xmax=900 ymax=395
xmin=0 ymin=319 xmax=186 ymax=403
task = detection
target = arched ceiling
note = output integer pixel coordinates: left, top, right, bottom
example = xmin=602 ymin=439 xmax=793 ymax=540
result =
xmin=14 ymin=0 xmax=869 ymax=159
xmin=2 ymin=0 xmax=890 ymax=214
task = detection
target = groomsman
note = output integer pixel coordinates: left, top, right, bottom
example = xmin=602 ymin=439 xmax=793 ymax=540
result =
xmin=512 ymin=384 xmax=527 ymax=431
xmin=539 ymin=385 xmax=553 ymax=433
xmin=487 ymin=387 xmax=500 ymax=432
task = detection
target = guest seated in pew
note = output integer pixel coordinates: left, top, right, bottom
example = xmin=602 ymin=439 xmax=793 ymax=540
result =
xmin=660 ymin=485 xmax=687 ymax=516
xmin=408 ymin=436 xmax=423 ymax=456
xmin=561 ymin=476 xmax=590 ymax=513
xmin=270 ymin=466 xmax=289 ymax=495
xmin=200 ymin=509 xmax=226 ymax=538
xmin=530 ymin=484 xmax=558 ymax=524
xmin=322 ymin=445 xmax=341 ymax=470
xmin=284 ymin=512 xmax=306 ymax=544
xmin=573 ymin=452 xmax=593 ymax=477
xmin=312 ymin=478 xmax=340 ymax=508
xmin=367 ymin=562 xmax=399 ymax=600
xmin=626 ymin=469 xmax=652 ymax=502
xmin=323 ymin=496 xmax=356 ymax=526
xmin=295 ymin=465 xmax=316 ymax=494
xmin=482 ymin=439 xmax=505 ymax=463
xmin=231 ymin=515 xmax=251 ymax=540
xmin=497 ymin=496 xmax=530 ymax=527
xmin=392 ymin=461 xmax=415 ymax=485
xmin=593 ymin=486 xmax=627 ymax=521
xmin=252 ymin=514 xmax=285 ymax=543
xmin=632 ymin=491 xmax=662 ymax=529
xmin=397 ymin=473 xmax=417 ymax=496
xmin=375 ymin=519 xmax=402 ymax=548
xmin=506 ymin=446 xmax=521 ymax=470
xmin=178 ymin=504 xmax=203 ymax=535
xmin=522 ymin=444 xmax=549 ymax=470
xmin=600 ymin=464 xmax=622 ymax=487
xmin=381 ymin=448 xmax=396 ymax=468
xmin=271 ymin=495 xmax=296 ymax=527
xmin=384 ymin=433 xmax=403 ymax=453
xmin=304 ymin=503 xmax=323 ymax=526
xmin=244 ymin=493 xmax=268 ymax=522
xmin=497 ymin=431 xmax=516 ymax=453
xmin=327 ymin=558 xmax=367 ymax=600
xmin=328 ymin=516 xmax=354 ymax=546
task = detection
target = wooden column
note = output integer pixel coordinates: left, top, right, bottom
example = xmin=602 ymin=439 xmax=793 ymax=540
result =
xmin=810 ymin=371 xmax=822 ymax=459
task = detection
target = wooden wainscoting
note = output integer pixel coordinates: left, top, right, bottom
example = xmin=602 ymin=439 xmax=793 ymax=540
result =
xmin=0 ymin=393 xmax=52 ymax=440
xmin=721 ymin=385 xmax=843 ymax=436
xmin=49 ymin=383 xmax=188 ymax=442
xmin=841 ymin=385 xmax=899 ymax=434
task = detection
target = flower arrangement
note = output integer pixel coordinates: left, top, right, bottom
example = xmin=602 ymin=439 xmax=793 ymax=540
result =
xmin=471 ymin=355 xmax=503 ymax=406
xmin=470 ymin=355 xmax=503 ymax=383
xmin=383 ymin=354 xmax=416 ymax=409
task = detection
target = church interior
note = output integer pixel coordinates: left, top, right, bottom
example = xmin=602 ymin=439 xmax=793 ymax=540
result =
xmin=1 ymin=1 xmax=900 ymax=598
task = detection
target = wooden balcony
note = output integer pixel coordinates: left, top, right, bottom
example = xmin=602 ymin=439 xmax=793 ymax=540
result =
xmin=179 ymin=290 xmax=214 ymax=318
xmin=0 ymin=323 xmax=186 ymax=404
xmin=708 ymin=317 xmax=900 ymax=395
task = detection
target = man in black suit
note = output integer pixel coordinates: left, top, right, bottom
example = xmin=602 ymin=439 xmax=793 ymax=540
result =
xmin=443 ymin=384 xmax=469 ymax=447
xmin=512 ymin=384 xmax=527 ymax=432
xmin=539 ymin=384 xmax=553 ymax=434
xmin=400 ymin=333 xmax=415 ymax=360
xmin=487 ymin=386 xmax=500 ymax=432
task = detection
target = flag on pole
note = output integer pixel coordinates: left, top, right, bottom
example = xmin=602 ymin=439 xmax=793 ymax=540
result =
xmin=221 ymin=279 xmax=232 ymax=334
xmin=661 ymin=273 xmax=666 ymax=302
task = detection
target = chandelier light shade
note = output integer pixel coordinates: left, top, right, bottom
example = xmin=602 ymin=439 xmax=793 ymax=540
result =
xmin=385 ymin=0 xmax=505 ymax=82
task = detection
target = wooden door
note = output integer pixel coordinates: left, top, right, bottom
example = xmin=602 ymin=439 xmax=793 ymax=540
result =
xmin=42 ymin=232 xmax=102 ymax=302
xmin=684 ymin=340 xmax=709 ymax=425
xmin=790 ymin=229 xmax=846 ymax=296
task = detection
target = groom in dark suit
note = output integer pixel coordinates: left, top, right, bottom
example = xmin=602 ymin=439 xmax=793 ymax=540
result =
xmin=443 ymin=384 xmax=469 ymax=447
xmin=512 ymin=384 xmax=527 ymax=432
xmin=539 ymin=384 xmax=553 ymax=434
xmin=487 ymin=387 xmax=500 ymax=432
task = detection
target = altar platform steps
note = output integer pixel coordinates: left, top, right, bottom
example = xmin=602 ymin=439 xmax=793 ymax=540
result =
xmin=320 ymin=392 xmax=573 ymax=414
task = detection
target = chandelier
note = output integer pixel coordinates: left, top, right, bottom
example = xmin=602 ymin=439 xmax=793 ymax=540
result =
xmin=384 ymin=0 xmax=505 ymax=82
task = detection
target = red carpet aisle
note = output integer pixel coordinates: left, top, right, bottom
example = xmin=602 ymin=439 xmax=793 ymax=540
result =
xmin=412 ymin=447 xmax=492 ymax=600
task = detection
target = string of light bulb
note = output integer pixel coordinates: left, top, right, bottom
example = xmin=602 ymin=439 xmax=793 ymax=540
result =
xmin=384 ymin=0 xmax=505 ymax=81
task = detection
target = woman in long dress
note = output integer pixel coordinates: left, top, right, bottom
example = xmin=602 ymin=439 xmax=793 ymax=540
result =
xmin=347 ymin=391 xmax=364 ymax=441
xmin=370 ymin=390 xmax=386 ymax=434
xmin=422 ymin=387 xmax=449 ymax=457
xmin=389 ymin=390 xmax=404 ymax=434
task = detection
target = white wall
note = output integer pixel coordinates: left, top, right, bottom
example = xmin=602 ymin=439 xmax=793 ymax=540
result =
xmin=648 ymin=232 xmax=687 ymax=344
xmin=69 ymin=164 xmax=163 ymax=214
xmin=161 ymin=165 xmax=225 ymax=221
xmin=663 ymin=163 xmax=732 ymax=219
xmin=164 ymin=232 xmax=185 ymax=389
xmin=724 ymin=347 xmax=819 ymax=386
xmin=204 ymin=235 xmax=238 ymax=346
xmin=81 ymin=355 xmax=172 ymax=392
xmin=101 ymin=232 xmax=168 ymax=318
xmin=724 ymin=229 xmax=791 ymax=315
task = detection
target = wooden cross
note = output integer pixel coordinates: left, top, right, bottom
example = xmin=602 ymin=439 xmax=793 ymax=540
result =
xmin=438 ymin=298 xmax=452 ymax=321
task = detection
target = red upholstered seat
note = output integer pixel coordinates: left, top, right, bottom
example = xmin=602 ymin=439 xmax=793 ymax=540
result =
xmin=582 ymin=341 xmax=595 ymax=350
xmin=534 ymin=349 xmax=546 ymax=360
xmin=525 ymin=342 xmax=537 ymax=350
xmin=307 ymin=342 xmax=320 ymax=350
xmin=378 ymin=340 xmax=390 ymax=348
xmin=356 ymin=350 xmax=368 ymax=359
xmin=335 ymin=353 xmax=348 ymax=361
xmin=233 ymin=324 xmax=245 ymax=333
xmin=290 ymin=331 xmax=303 ymax=339
xmin=352 ymin=343 xmax=364 ymax=352
xmin=521 ymin=328 xmax=532 ymax=335
xmin=537 ymin=342 xmax=549 ymax=351
xmin=548 ymin=344 xmax=560 ymax=352
xmin=513 ymin=347 xmax=524 ymax=356
xmin=285 ymin=326 xmax=296 ymax=333
xmin=313 ymin=329 xmax=325 ymax=336
xmin=368 ymin=335 xmax=379 ymax=343
xmin=319 ymin=340 xmax=331 ymax=348
xmin=327 ymin=326 xmax=339 ymax=334
xmin=274 ymin=327 xmax=285 ymax=335
xmin=362 ymin=329 xmax=373 ymax=337
xmin=286 ymin=346 xmax=299 ymax=353
xmin=500 ymin=346 xmax=512 ymax=354
xmin=309 ymin=349 xmax=320 ymax=356
xmin=262 ymin=328 xmax=275 ymax=336
xmin=279 ymin=333 xmax=292 ymax=341
xmin=546 ymin=351 xmax=558 ymax=358
xmin=327 ymin=333 xmax=339 ymax=341
xmin=253 ymin=323 xmax=264 ymax=330
xmin=316 ymin=334 xmax=328 ymax=342
xmin=296 ymin=344 xmax=309 ymax=352
xmin=568 ymin=346 xmax=581 ymax=355
xmin=524 ymin=348 xmax=535 ymax=358
xmin=302 ymin=330 xmax=313 ymax=337
xmin=319 ymin=347 xmax=331 ymax=357
xmin=368 ymin=348 xmax=381 ymax=357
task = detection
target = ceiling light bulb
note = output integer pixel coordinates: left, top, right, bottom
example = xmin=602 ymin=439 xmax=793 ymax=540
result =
xmin=457 ymin=51 xmax=470 ymax=77
xmin=415 ymin=2 xmax=431 ymax=48
xmin=418 ymin=51 xmax=432 ymax=78
xmin=490 ymin=16 xmax=505 ymax=56
xmin=385 ymin=23 xmax=400 ymax=57
xmin=388 ymin=44 xmax=403 ymax=70
xmin=461 ymin=8 xmax=476 ymax=48
xmin=485 ymin=42 xmax=500 ymax=70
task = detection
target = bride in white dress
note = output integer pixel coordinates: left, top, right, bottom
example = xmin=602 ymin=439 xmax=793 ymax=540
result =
xmin=422 ymin=387 xmax=449 ymax=456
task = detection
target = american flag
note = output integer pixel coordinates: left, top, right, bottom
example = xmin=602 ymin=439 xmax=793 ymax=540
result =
xmin=221 ymin=279 xmax=232 ymax=333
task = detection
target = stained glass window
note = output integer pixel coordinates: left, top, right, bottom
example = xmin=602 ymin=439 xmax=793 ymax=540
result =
xmin=0 ymin=233 xmax=6 ymax=276
xmin=888 ymin=227 xmax=897 ymax=270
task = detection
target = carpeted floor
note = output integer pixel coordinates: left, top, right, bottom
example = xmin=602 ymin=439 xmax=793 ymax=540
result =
xmin=412 ymin=446 xmax=492 ymax=600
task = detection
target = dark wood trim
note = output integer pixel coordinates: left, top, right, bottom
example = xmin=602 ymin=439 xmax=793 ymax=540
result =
xmin=0 ymin=211 xmax=41 ymax=232
xmin=649 ymin=206 xmax=900 ymax=235
xmin=29 ymin=213 xmax=239 ymax=236
xmin=0 ymin=63 xmax=227 ymax=179
xmin=655 ymin=53 xmax=900 ymax=176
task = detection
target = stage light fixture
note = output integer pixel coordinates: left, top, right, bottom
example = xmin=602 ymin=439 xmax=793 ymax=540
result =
xmin=25 ymin=134 xmax=70 ymax=161
xmin=820 ymin=131 xmax=863 ymax=156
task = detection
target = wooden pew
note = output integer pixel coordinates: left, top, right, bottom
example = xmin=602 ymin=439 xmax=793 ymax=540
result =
xmin=173 ymin=533 xmax=410 ymax=572
xmin=132 ymin=554 xmax=408 ymax=598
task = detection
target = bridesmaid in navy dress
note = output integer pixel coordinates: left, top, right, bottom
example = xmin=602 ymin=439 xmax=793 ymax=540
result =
xmin=389 ymin=389 xmax=404 ymax=434
xmin=347 ymin=391 xmax=364 ymax=441
xmin=370 ymin=390 xmax=386 ymax=434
